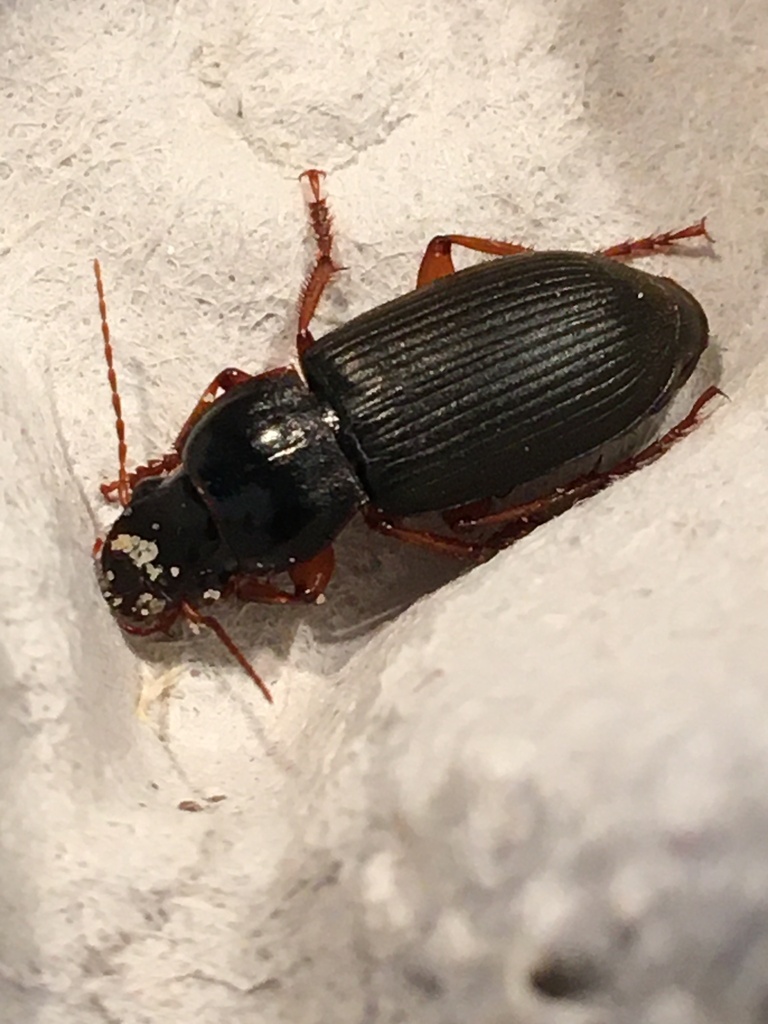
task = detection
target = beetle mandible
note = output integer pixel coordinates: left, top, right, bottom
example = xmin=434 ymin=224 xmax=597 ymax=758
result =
xmin=94 ymin=171 xmax=718 ymax=702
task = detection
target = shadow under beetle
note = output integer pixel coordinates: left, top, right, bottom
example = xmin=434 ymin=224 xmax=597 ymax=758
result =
xmin=94 ymin=171 xmax=719 ymax=702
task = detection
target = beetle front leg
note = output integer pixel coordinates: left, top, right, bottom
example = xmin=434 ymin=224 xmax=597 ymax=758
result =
xmin=100 ymin=367 xmax=253 ymax=502
xmin=231 ymin=547 xmax=336 ymax=606
xmin=417 ymin=234 xmax=532 ymax=287
xmin=599 ymin=219 xmax=712 ymax=260
xmin=296 ymin=169 xmax=345 ymax=357
xmin=171 ymin=367 xmax=253 ymax=451
xmin=100 ymin=452 xmax=184 ymax=502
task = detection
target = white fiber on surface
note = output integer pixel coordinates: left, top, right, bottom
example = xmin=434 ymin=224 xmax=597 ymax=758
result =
xmin=1 ymin=1 xmax=767 ymax=1022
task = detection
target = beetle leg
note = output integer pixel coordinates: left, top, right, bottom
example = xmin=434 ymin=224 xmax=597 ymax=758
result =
xmin=449 ymin=486 xmax=598 ymax=531
xmin=171 ymin=367 xmax=253 ymax=451
xmin=100 ymin=452 xmax=184 ymax=502
xmin=297 ymin=169 xmax=345 ymax=356
xmin=113 ymin=597 xmax=273 ymax=704
xmin=599 ymin=218 xmax=712 ymax=260
xmin=417 ymin=235 xmax=532 ymax=287
xmin=99 ymin=367 xmax=253 ymax=502
xmin=230 ymin=547 xmax=336 ymax=606
xmin=452 ymin=386 xmax=723 ymax=533
xmin=594 ymin=384 xmax=723 ymax=473
xmin=442 ymin=497 xmax=493 ymax=530
xmin=288 ymin=546 xmax=335 ymax=603
xmin=363 ymin=506 xmax=492 ymax=560
xmin=180 ymin=602 xmax=273 ymax=703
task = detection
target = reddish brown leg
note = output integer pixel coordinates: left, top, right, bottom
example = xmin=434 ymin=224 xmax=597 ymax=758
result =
xmin=171 ymin=367 xmax=252 ymax=451
xmin=602 ymin=384 xmax=722 ymax=470
xmin=442 ymin=497 xmax=493 ymax=530
xmin=115 ymin=549 xmax=333 ymax=705
xmin=230 ymin=546 xmax=336 ymax=605
xmin=452 ymin=386 xmax=723 ymax=534
xmin=100 ymin=453 xmax=183 ymax=502
xmin=117 ymin=600 xmax=274 ymax=704
xmin=288 ymin=546 xmax=335 ymax=603
xmin=363 ymin=506 xmax=491 ymax=560
xmin=599 ymin=218 xmax=712 ymax=259
xmin=417 ymin=234 xmax=531 ymax=287
xmin=296 ymin=169 xmax=345 ymax=357
xmin=180 ymin=602 xmax=273 ymax=703
xmin=100 ymin=367 xmax=252 ymax=502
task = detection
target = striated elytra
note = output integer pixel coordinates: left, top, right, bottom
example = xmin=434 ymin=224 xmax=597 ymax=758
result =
xmin=301 ymin=250 xmax=708 ymax=515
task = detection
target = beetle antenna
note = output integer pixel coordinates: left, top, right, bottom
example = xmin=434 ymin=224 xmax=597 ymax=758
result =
xmin=181 ymin=602 xmax=274 ymax=704
xmin=93 ymin=259 xmax=130 ymax=507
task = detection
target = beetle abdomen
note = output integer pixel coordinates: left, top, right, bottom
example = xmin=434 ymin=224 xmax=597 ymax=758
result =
xmin=302 ymin=251 xmax=708 ymax=515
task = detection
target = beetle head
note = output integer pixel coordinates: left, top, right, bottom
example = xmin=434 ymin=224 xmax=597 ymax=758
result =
xmin=99 ymin=471 xmax=232 ymax=630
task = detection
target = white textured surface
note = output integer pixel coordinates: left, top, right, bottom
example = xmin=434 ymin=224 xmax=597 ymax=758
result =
xmin=1 ymin=1 xmax=767 ymax=1022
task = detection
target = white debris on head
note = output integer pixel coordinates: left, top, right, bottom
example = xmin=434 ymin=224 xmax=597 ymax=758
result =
xmin=110 ymin=534 xmax=160 ymax=568
xmin=109 ymin=533 xmax=167 ymax=592
xmin=134 ymin=592 xmax=168 ymax=618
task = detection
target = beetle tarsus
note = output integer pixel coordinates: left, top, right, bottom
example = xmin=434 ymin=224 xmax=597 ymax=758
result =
xmin=599 ymin=219 xmax=713 ymax=259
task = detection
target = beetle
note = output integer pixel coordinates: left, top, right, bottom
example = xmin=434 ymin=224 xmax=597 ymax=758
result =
xmin=94 ymin=171 xmax=718 ymax=702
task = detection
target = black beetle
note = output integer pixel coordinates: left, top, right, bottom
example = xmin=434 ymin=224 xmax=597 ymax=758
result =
xmin=94 ymin=171 xmax=716 ymax=701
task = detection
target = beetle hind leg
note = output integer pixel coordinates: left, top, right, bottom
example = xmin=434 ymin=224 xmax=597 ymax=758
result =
xmin=417 ymin=234 xmax=532 ymax=287
xmin=451 ymin=386 xmax=723 ymax=542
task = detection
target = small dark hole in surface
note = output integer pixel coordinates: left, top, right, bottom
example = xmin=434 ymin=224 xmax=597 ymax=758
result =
xmin=529 ymin=952 xmax=600 ymax=1000
xmin=403 ymin=965 xmax=444 ymax=999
